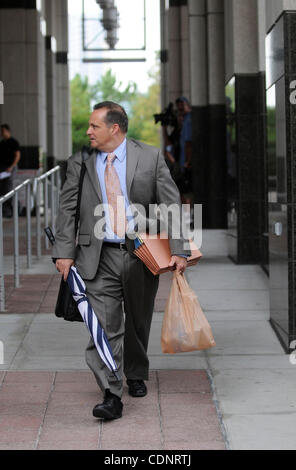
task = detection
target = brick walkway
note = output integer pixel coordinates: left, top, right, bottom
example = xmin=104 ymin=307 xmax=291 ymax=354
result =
xmin=0 ymin=227 xmax=291 ymax=449
xmin=3 ymin=274 xmax=60 ymax=313
xmin=0 ymin=370 xmax=225 ymax=450
xmin=2 ymin=272 xmax=172 ymax=314
xmin=3 ymin=217 xmax=52 ymax=257
xmin=0 ymin=220 xmax=227 ymax=450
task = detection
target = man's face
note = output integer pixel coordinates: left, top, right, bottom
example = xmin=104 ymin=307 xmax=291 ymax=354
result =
xmin=86 ymin=109 xmax=115 ymax=150
xmin=176 ymin=100 xmax=191 ymax=116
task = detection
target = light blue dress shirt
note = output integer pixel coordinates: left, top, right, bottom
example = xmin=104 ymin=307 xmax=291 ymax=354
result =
xmin=96 ymin=138 xmax=134 ymax=243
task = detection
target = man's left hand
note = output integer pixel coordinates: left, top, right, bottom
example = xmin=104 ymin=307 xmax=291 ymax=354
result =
xmin=168 ymin=255 xmax=187 ymax=274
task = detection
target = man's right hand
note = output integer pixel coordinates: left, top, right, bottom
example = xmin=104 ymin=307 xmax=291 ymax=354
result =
xmin=55 ymin=259 xmax=74 ymax=281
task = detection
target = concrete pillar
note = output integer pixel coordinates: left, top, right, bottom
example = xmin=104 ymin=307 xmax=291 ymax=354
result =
xmin=224 ymin=0 xmax=267 ymax=265
xmin=55 ymin=0 xmax=71 ymax=163
xmin=160 ymin=0 xmax=169 ymax=110
xmin=188 ymin=0 xmax=207 ymax=218
xmin=207 ymin=0 xmax=225 ymax=106
xmin=163 ymin=0 xmax=190 ymax=105
xmin=205 ymin=0 xmax=227 ymax=228
xmin=167 ymin=1 xmax=182 ymax=103
xmin=188 ymin=0 xmax=207 ymax=107
xmin=265 ymin=0 xmax=296 ymax=351
xmin=0 ymin=1 xmax=47 ymax=169
xmin=257 ymin=0 xmax=266 ymax=73
xmin=180 ymin=4 xmax=190 ymax=98
xmin=188 ymin=0 xmax=227 ymax=228
xmin=224 ymin=0 xmax=259 ymax=80
xmin=45 ymin=0 xmax=57 ymax=170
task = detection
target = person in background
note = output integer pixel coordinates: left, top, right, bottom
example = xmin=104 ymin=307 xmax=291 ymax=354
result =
xmin=0 ymin=124 xmax=21 ymax=217
xmin=161 ymin=107 xmax=182 ymax=187
xmin=175 ymin=97 xmax=193 ymax=227
xmin=176 ymin=97 xmax=192 ymax=172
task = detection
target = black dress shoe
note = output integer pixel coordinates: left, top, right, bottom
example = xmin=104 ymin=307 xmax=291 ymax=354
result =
xmin=127 ymin=379 xmax=147 ymax=397
xmin=93 ymin=392 xmax=123 ymax=420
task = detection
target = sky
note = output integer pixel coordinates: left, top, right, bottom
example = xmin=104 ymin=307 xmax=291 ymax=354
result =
xmin=68 ymin=0 xmax=161 ymax=93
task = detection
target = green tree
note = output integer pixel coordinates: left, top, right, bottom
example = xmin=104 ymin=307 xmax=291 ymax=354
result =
xmin=90 ymin=69 xmax=137 ymax=108
xmin=128 ymin=66 xmax=161 ymax=147
xmin=70 ymin=66 xmax=161 ymax=152
xmin=70 ymin=70 xmax=138 ymax=152
xmin=70 ymin=74 xmax=93 ymax=153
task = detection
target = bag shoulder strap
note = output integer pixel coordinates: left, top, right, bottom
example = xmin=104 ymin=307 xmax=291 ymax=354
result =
xmin=74 ymin=148 xmax=89 ymax=236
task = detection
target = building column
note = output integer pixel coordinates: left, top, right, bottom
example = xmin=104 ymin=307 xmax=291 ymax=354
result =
xmin=188 ymin=0 xmax=209 ymax=226
xmin=180 ymin=3 xmax=190 ymax=98
xmin=167 ymin=1 xmax=182 ymax=103
xmin=188 ymin=0 xmax=207 ymax=215
xmin=55 ymin=0 xmax=71 ymax=168
xmin=45 ymin=0 xmax=57 ymax=170
xmin=205 ymin=0 xmax=227 ymax=228
xmin=224 ymin=0 xmax=267 ymax=264
xmin=265 ymin=0 xmax=296 ymax=351
xmin=160 ymin=0 xmax=169 ymax=110
xmin=0 ymin=0 xmax=47 ymax=169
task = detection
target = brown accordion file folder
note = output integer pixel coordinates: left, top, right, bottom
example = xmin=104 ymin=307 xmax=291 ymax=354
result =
xmin=133 ymin=232 xmax=202 ymax=275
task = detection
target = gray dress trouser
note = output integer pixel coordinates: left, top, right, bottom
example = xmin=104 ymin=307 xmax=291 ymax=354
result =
xmin=84 ymin=244 xmax=159 ymax=398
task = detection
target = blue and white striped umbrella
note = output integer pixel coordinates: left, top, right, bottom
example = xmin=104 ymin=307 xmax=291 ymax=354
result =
xmin=67 ymin=266 xmax=120 ymax=381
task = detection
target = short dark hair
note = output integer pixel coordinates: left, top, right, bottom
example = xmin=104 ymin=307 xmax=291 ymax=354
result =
xmin=176 ymin=96 xmax=190 ymax=106
xmin=93 ymin=101 xmax=128 ymax=133
xmin=1 ymin=124 xmax=10 ymax=131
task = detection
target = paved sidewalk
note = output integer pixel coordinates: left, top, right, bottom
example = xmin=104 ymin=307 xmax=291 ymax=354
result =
xmin=0 ymin=268 xmax=227 ymax=450
xmin=0 ymin=229 xmax=294 ymax=450
xmin=2 ymin=217 xmax=52 ymax=257
xmin=3 ymin=274 xmax=60 ymax=313
xmin=1 ymin=272 xmax=170 ymax=314
xmin=0 ymin=370 xmax=225 ymax=450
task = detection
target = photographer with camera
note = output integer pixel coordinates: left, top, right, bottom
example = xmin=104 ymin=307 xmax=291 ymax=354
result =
xmin=154 ymin=103 xmax=182 ymax=185
xmin=154 ymin=98 xmax=193 ymax=229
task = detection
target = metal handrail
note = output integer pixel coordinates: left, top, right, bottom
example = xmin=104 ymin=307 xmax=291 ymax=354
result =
xmin=0 ymin=166 xmax=61 ymax=312
xmin=35 ymin=166 xmax=61 ymax=255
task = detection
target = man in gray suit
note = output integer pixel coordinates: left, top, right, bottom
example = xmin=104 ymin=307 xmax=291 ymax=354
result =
xmin=53 ymin=102 xmax=189 ymax=420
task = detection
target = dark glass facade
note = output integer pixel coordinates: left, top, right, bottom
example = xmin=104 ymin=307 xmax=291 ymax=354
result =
xmin=226 ymin=74 xmax=268 ymax=265
xmin=266 ymin=13 xmax=296 ymax=351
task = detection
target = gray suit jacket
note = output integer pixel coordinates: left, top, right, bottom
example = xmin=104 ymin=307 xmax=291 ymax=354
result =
xmin=52 ymin=139 xmax=190 ymax=280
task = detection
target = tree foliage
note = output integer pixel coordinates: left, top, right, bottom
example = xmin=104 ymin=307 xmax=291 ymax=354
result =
xmin=70 ymin=74 xmax=93 ymax=153
xmin=128 ymin=66 xmax=161 ymax=147
xmin=70 ymin=66 xmax=161 ymax=153
xmin=90 ymin=69 xmax=137 ymax=107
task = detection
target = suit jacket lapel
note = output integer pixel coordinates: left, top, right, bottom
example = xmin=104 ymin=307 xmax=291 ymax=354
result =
xmin=84 ymin=149 xmax=103 ymax=202
xmin=126 ymin=139 xmax=140 ymax=199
